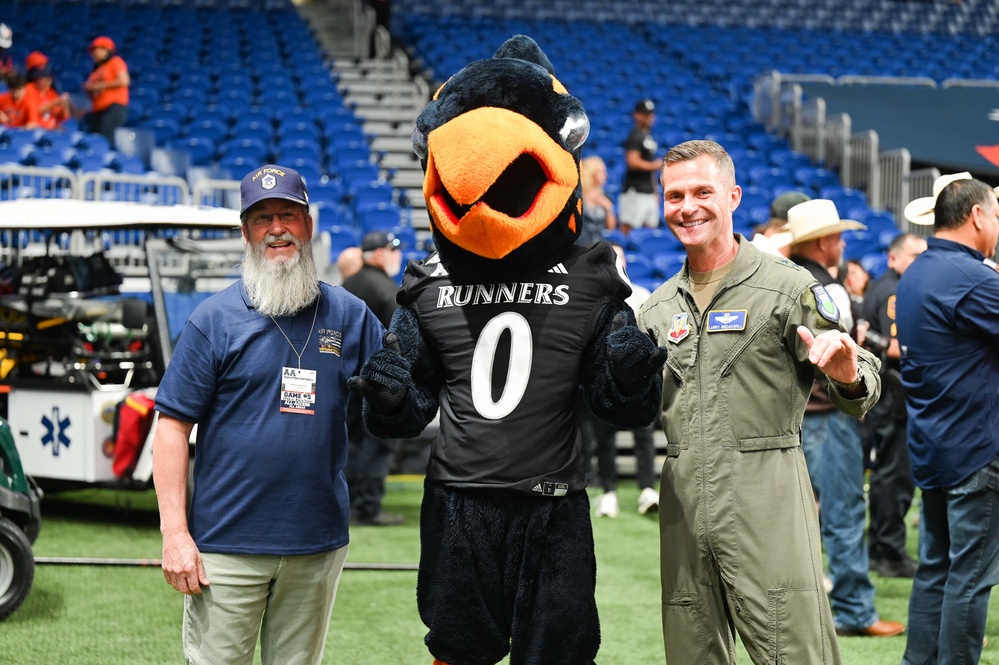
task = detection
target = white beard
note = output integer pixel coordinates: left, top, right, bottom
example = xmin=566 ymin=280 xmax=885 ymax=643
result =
xmin=241 ymin=233 xmax=320 ymax=318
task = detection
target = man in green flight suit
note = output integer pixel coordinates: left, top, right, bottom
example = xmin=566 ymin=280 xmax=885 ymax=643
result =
xmin=637 ymin=140 xmax=882 ymax=664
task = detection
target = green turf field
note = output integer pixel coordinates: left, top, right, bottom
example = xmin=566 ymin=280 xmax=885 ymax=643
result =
xmin=3 ymin=480 xmax=998 ymax=664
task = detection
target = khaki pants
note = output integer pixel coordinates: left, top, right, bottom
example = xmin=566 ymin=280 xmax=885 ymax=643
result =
xmin=184 ymin=547 xmax=348 ymax=665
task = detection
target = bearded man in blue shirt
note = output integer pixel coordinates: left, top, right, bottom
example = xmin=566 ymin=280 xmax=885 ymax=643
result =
xmin=152 ymin=164 xmax=384 ymax=665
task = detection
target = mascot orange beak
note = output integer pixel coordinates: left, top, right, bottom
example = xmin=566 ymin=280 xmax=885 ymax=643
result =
xmin=423 ymin=106 xmax=578 ymax=261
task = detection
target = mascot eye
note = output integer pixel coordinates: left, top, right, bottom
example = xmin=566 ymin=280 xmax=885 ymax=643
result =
xmin=411 ymin=127 xmax=428 ymax=159
xmin=559 ymin=111 xmax=590 ymax=152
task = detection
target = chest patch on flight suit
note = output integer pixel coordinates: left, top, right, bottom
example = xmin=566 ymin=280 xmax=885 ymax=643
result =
xmin=706 ymin=310 xmax=747 ymax=332
xmin=811 ymin=284 xmax=840 ymax=324
xmin=667 ymin=312 xmax=691 ymax=344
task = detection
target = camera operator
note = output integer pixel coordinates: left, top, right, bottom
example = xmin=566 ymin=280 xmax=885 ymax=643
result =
xmin=860 ymin=232 xmax=927 ymax=578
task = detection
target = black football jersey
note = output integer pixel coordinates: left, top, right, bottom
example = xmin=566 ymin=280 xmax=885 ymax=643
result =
xmin=399 ymin=242 xmax=630 ymax=495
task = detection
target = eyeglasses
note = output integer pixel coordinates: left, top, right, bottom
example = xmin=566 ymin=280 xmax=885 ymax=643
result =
xmin=246 ymin=208 xmax=305 ymax=227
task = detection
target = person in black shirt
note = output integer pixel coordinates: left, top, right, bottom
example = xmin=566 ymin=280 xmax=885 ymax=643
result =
xmin=617 ymin=99 xmax=662 ymax=234
xmin=860 ymin=232 xmax=926 ymax=578
xmin=342 ymin=230 xmax=405 ymax=526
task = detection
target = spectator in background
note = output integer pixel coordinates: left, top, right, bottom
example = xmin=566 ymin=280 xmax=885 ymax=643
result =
xmin=843 ymin=259 xmax=870 ymax=304
xmin=639 ymin=140 xmax=883 ymax=662
xmin=24 ymin=50 xmax=48 ymax=76
xmin=751 ymin=190 xmax=810 ymax=257
xmin=896 ymin=175 xmax=999 ymax=665
xmin=0 ymin=23 xmax=14 ymax=84
xmin=335 ymin=246 xmax=363 ymax=283
xmin=0 ymin=73 xmax=40 ymax=129
xmin=342 ymin=230 xmax=405 ymax=526
xmin=586 ymin=244 xmax=659 ymax=518
xmin=786 ymin=199 xmax=904 ymax=638
xmin=152 ymin=164 xmax=384 ymax=665
xmin=618 ymin=99 xmax=662 ymax=234
xmin=82 ymin=36 xmax=129 ymax=147
xmin=28 ymin=66 xmax=69 ymax=130
xmin=861 ymin=232 xmax=926 ymax=579
xmin=577 ymin=155 xmax=617 ymax=247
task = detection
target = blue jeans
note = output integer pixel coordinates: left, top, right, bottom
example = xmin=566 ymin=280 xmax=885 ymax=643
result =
xmin=902 ymin=459 xmax=999 ymax=665
xmin=802 ymin=410 xmax=878 ymax=631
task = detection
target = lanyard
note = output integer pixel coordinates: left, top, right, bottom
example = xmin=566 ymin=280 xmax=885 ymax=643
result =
xmin=269 ymin=294 xmax=320 ymax=369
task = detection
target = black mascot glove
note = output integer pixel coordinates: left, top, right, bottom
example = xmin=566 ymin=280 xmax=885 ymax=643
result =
xmin=347 ymin=332 xmax=412 ymax=412
xmin=607 ymin=313 xmax=668 ymax=395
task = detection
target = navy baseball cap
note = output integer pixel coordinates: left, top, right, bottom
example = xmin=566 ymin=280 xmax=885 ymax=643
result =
xmin=361 ymin=230 xmax=401 ymax=252
xmin=239 ymin=164 xmax=309 ymax=216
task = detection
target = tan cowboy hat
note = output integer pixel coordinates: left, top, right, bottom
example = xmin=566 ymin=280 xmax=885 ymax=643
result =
xmin=903 ymin=172 xmax=972 ymax=226
xmin=783 ymin=199 xmax=866 ymax=245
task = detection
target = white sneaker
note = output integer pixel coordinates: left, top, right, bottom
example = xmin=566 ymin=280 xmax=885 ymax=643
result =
xmin=637 ymin=487 xmax=659 ymax=515
xmin=595 ymin=491 xmax=619 ymax=518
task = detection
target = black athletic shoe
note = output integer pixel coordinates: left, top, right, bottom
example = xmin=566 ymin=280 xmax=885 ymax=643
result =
xmin=351 ymin=511 xmax=405 ymax=526
xmin=872 ymin=557 xmax=918 ymax=578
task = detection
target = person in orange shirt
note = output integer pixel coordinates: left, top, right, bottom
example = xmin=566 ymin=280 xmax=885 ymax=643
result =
xmin=24 ymin=50 xmax=48 ymax=74
xmin=28 ymin=66 xmax=69 ymax=130
xmin=0 ymin=73 xmax=40 ymax=129
xmin=81 ymin=36 xmax=129 ymax=146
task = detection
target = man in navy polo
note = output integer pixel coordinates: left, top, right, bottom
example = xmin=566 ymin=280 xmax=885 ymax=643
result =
xmin=896 ymin=174 xmax=999 ymax=665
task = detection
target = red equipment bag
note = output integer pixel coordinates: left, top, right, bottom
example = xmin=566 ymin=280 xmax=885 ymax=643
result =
xmin=112 ymin=390 xmax=156 ymax=478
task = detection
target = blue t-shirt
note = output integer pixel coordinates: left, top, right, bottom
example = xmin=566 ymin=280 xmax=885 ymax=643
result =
xmin=155 ymin=281 xmax=384 ymax=555
xmin=896 ymin=237 xmax=999 ymax=490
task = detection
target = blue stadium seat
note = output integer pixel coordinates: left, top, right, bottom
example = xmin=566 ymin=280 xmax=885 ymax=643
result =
xmin=653 ymin=251 xmax=688 ymax=280
xmin=623 ymin=253 xmax=656 ymax=281
xmin=169 ymin=136 xmax=216 ymax=167
xmin=357 ymin=203 xmax=403 ymax=232
xmin=114 ymin=127 xmax=155 ymax=169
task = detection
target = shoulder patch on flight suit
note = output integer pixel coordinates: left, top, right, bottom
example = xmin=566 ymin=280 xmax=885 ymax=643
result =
xmin=774 ymin=257 xmax=802 ymax=271
xmin=811 ymin=284 xmax=840 ymax=324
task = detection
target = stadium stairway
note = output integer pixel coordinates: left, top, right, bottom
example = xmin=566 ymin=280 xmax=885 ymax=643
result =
xmin=297 ymin=0 xmax=433 ymax=236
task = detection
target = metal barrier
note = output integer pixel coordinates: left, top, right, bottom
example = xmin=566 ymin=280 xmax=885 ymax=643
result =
xmin=192 ymin=178 xmax=240 ymax=210
xmin=793 ymin=97 xmax=826 ymax=164
xmin=0 ymin=164 xmax=77 ymax=202
xmin=836 ymin=75 xmax=937 ymax=88
xmin=847 ymin=130 xmax=879 ymax=208
xmin=752 ymin=70 xmax=781 ymax=133
xmin=751 ymin=71 xmax=992 ymax=221
xmin=77 ymin=172 xmax=192 ymax=206
xmin=778 ymin=82 xmax=803 ymax=141
xmin=903 ymin=167 xmax=942 ymax=236
xmin=942 ymin=78 xmax=999 ymax=89
xmin=825 ymin=113 xmax=852 ymax=184
xmin=877 ymin=148 xmax=911 ymax=223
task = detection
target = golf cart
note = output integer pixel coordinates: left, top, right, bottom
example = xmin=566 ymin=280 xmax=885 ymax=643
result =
xmin=0 ymin=199 xmax=245 ymax=495
xmin=0 ymin=413 xmax=41 ymax=620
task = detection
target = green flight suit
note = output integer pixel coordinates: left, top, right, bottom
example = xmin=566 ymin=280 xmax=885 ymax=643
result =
xmin=637 ymin=237 xmax=881 ymax=665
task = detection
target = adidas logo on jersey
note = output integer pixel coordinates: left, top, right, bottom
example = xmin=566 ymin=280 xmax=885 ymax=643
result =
xmin=548 ymin=263 xmax=567 ymax=274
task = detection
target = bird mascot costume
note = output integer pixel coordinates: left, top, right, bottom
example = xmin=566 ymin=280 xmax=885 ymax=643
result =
xmin=349 ymin=35 xmax=666 ymax=665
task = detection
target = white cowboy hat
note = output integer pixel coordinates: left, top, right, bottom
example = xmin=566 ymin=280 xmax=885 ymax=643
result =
xmin=904 ymin=173 xmax=999 ymax=225
xmin=903 ymin=172 xmax=972 ymax=226
xmin=783 ymin=199 xmax=866 ymax=245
